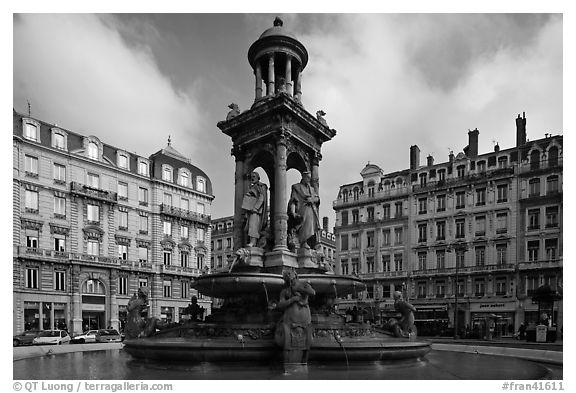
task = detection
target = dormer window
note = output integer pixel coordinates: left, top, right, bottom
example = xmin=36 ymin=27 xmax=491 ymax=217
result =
xmin=87 ymin=142 xmax=98 ymax=160
xmin=498 ymin=156 xmax=508 ymax=168
xmin=162 ymin=166 xmax=173 ymax=182
xmin=52 ymin=133 xmax=66 ymax=150
xmin=178 ymin=170 xmax=191 ymax=187
xmin=23 ymin=119 xmax=40 ymax=142
xmin=138 ymin=160 xmax=149 ymax=176
xmin=477 ymin=161 xmax=486 ymax=172
xmin=196 ymin=177 xmax=206 ymax=193
xmin=117 ymin=153 xmax=129 ymax=169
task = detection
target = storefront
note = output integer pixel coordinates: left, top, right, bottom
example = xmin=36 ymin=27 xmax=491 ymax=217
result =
xmin=23 ymin=301 xmax=69 ymax=331
xmin=413 ymin=305 xmax=449 ymax=336
xmin=470 ymin=301 xmax=516 ymax=338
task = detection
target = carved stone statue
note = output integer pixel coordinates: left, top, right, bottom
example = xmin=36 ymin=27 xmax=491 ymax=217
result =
xmin=183 ymin=295 xmax=204 ymax=321
xmin=242 ymin=171 xmax=268 ymax=247
xmin=392 ymin=291 xmax=417 ymax=338
xmin=316 ymin=110 xmax=327 ymax=126
xmin=287 ymin=171 xmax=320 ymax=249
xmin=226 ymin=103 xmax=240 ymax=120
xmin=277 ymin=77 xmax=287 ymax=94
xmin=124 ymin=287 xmax=150 ymax=339
xmin=275 ymin=269 xmax=316 ymax=363
xmin=227 ymin=248 xmax=250 ymax=272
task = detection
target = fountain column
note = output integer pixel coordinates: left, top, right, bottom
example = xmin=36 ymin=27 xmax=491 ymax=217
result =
xmin=294 ymin=68 xmax=302 ymax=102
xmin=267 ymin=53 xmax=275 ymax=96
xmin=273 ymin=132 xmax=289 ymax=251
xmin=311 ymin=151 xmax=321 ymax=194
xmin=255 ymin=61 xmax=263 ymax=100
xmin=285 ymin=55 xmax=293 ymax=96
xmin=232 ymin=146 xmax=246 ymax=249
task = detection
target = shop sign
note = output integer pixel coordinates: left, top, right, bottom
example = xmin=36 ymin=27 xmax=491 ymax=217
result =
xmin=470 ymin=301 xmax=515 ymax=312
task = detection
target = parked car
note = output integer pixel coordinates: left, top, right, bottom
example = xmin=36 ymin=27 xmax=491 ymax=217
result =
xmin=71 ymin=330 xmax=99 ymax=344
xmin=32 ymin=330 xmax=71 ymax=345
xmin=95 ymin=329 xmax=121 ymax=343
xmin=13 ymin=330 xmax=42 ymax=347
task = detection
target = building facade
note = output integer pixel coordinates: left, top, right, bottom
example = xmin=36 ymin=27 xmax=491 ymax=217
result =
xmin=333 ymin=114 xmax=563 ymax=337
xmin=13 ymin=110 xmax=214 ymax=335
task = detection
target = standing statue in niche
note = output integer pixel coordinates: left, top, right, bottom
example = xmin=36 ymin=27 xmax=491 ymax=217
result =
xmin=288 ymin=171 xmax=320 ymax=249
xmin=275 ymin=269 xmax=316 ymax=363
xmin=242 ymin=171 xmax=268 ymax=247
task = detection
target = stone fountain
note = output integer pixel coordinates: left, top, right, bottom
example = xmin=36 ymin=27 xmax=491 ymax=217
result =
xmin=123 ymin=17 xmax=430 ymax=367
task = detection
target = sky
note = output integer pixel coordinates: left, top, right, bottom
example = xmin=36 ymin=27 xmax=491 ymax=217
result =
xmin=12 ymin=13 xmax=563 ymax=225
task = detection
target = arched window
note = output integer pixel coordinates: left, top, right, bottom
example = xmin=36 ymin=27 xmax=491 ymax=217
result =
xmin=87 ymin=142 xmax=99 ymax=160
xmin=530 ymin=150 xmax=540 ymax=170
xmin=83 ymin=279 xmax=105 ymax=294
xmin=178 ymin=170 xmax=190 ymax=187
xmin=162 ymin=166 xmax=173 ymax=182
xmin=548 ymin=146 xmax=559 ymax=167
xmin=196 ymin=177 xmax=206 ymax=193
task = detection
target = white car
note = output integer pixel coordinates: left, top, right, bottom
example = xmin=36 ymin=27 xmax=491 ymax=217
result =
xmin=32 ymin=330 xmax=71 ymax=345
xmin=71 ymin=330 xmax=99 ymax=344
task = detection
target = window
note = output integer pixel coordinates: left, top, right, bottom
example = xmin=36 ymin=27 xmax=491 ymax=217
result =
xmin=342 ymin=191 xmax=349 ymax=203
xmin=352 ymin=210 xmax=359 ymax=223
xmin=181 ymin=251 xmax=189 ymax=268
xmin=477 ymin=161 xmax=486 ymax=172
xmin=475 ymin=216 xmax=486 ymax=236
xmin=351 ymin=258 xmax=359 ymax=274
xmin=496 ymin=278 xmax=507 ymax=296
xmin=87 ymin=204 xmax=99 ymax=223
xmin=382 ymin=255 xmax=391 ymax=272
xmin=163 ymin=221 xmax=172 ymax=236
xmin=139 ymin=215 xmax=148 ymax=234
xmin=366 ymin=231 xmax=374 ymax=247
xmin=118 ymin=276 xmax=128 ymax=295
xmin=528 ymin=209 xmax=540 ymax=230
xmin=455 ymin=219 xmax=465 ymax=239
xmin=418 ymin=198 xmax=427 ymax=214
xmin=546 ymin=206 xmax=559 ymax=228
xmin=438 ymin=169 xmax=446 ymax=182
xmin=457 ymin=165 xmax=465 ymax=177
xmin=53 ymin=133 xmax=65 ymax=150
xmin=118 ymin=244 xmax=128 ymax=260
xmin=25 ymin=190 xmax=39 ymax=212
xmin=181 ymin=198 xmax=190 ymax=211
xmin=456 ymin=191 xmax=466 ymax=209
xmin=87 ymin=240 xmax=99 ymax=256
xmin=197 ymin=228 xmax=205 ymax=242
xmin=546 ymin=176 xmax=559 ymax=195
xmin=54 ymin=235 xmax=65 ymax=252
xmin=54 ymin=196 xmax=66 ymax=217
xmin=395 ymin=202 xmax=403 ymax=217
xmin=436 ymin=281 xmax=445 ymax=298
xmin=119 ymin=211 xmax=128 ymax=230
xmin=54 ymin=270 xmax=65 ymax=291
xmin=24 ymin=122 xmax=39 ymax=141
xmin=26 ymin=230 xmax=39 ymax=248
xmin=418 ymin=252 xmax=427 ymax=270
xmin=526 ymin=276 xmax=538 ymax=296
xmin=527 ymin=240 xmax=539 ymax=262
xmin=382 ymin=204 xmax=390 ymax=219
xmin=226 ymin=237 xmax=232 ymax=248
xmin=368 ymin=186 xmax=374 ymax=198
xmin=436 ymin=221 xmax=445 ymax=240
xmin=196 ymin=177 xmax=206 ymax=193
xmin=436 ymin=250 xmax=445 ymax=269
xmin=366 ymin=256 xmax=375 ymax=273
xmin=351 ymin=233 xmax=359 ymax=249
xmin=25 ymin=155 xmax=38 ymax=176
xmin=163 ymin=193 xmax=172 ymax=206
xmin=419 ymin=173 xmax=427 ymax=187
xmin=529 ymin=178 xmax=540 ymax=197
xmin=456 ymin=280 xmax=465 ymax=297
xmin=367 ymin=207 xmax=375 ymax=222
xmin=530 ymin=150 xmax=540 ymax=170
xmin=179 ymin=171 xmax=190 ymax=187
xmin=417 ymin=224 xmax=427 ymax=243
xmin=138 ymin=161 xmax=149 ymax=176
xmin=138 ymin=187 xmax=149 ymax=205
xmin=474 ymin=279 xmax=486 ymax=296
xmin=217 ymin=239 xmax=223 ymax=250
xmin=382 ymin=285 xmax=391 ymax=299
xmin=497 ymin=184 xmax=508 ymax=203
xmin=341 ymin=259 xmax=349 ymax=275
xmin=545 ymin=239 xmax=558 ymax=260
xmin=341 ymin=211 xmax=348 ymax=226
xmin=456 ymin=250 xmax=465 ymax=268
xmin=394 ymin=254 xmax=403 ymax=271
xmin=118 ymin=154 xmax=128 ymax=169
xmin=417 ymin=282 xmax=427 ymax=298
xmin=437 ymin=195 xmax=446 ymax=212
xmin=118 ymin=182 xmax=128 ymax=200
xmin=87 ymin=173 xmax=100 ymax=189
xmin=87 ymin=142 xmax=99 ymax=159
xmin=197 ymin=203 xmax=205 ymax=215
xmin=25 ymin=267 xmax=39 ymax=289
xmin=163 ymin=280 xmax=172 ymax=297
xmin=475 ymin=246 xmax=485 ymax=266
xmin=181 ymin=281 xmax=189 ymax=299
xmin=498 ymin=156 xmax=508 ymax=168
xmin=162 ymin=166 xmax=173 ymax=182
xmin=53 ymin=164 xmax=66 ymax=183
xmin=180 ymin=225 xmax=189 ymax=239
xmin=340 ymin=234 xmax=349 ymax=251
xmin=138 ymin=247 xmax=148 ymax=263
xmin=476 ymin=188 xmax=486 ymax=206
xmin=382 ymin=230 xmax=390 ymax=246
xmin=496 ymin=213 xmax=508 ymax=233
xmin=163 ymin=250 xmax=172 ymax=266
xmin=496 ymin=244 xmax=507 ymax=265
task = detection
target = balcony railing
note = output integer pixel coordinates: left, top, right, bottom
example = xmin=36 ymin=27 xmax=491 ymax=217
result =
xmin=518 ymin=258 xmax=562 ymax=270
xmin=162 ymin=264 xmax=202 ymax=275
xmin=160 ymin=204 xmax=210 ymax=224
xmin=519 ymin=157 xmax=563 ymax=174
xmin=334 ymin=186 xmax=411 ymax=207
xmin=411 ymin=263 xmax=516 ymax=277
xmin=70 ymin=182 xmax=117 ymax=204
xmin=16 ymin=246 xmax=70 ymax=260
xmin=412 ymin=167 xmax=516 ymax=193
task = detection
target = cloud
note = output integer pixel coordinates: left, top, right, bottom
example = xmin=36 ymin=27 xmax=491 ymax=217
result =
xmin=13 ymin=14 xmax=204 ymax=160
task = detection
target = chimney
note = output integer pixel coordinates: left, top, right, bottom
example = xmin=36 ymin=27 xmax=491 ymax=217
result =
xmin=468 ymin=128 xmax=479 ymax=158
xmin=323 ymin=216 xmax=329 ymax=232
xmin=516 ymin=112 xmax=527 ymax=146
xmin=427 ymin=155 xmax=434 ymax=166
xmin=494 ymin=143 xmax=500 ymax=152
xmin=410 ymin=145 xmax=420 ymax=170
xmin=449 ymin=150 xmax=455 ymax=163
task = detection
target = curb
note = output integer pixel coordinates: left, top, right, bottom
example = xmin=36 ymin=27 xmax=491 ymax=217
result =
xmin=431 ymin=343 xmax=563 ymax=366
xmin=13 ymin=343 xmax=124 ymax=361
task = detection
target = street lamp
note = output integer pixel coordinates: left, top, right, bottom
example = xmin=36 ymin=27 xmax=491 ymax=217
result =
xmin=453 ymin=253 xmax=459 ymax=340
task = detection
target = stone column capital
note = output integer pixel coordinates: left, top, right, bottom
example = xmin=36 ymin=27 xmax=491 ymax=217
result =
xmin=231 ymin=145 xmax=246 ymax=161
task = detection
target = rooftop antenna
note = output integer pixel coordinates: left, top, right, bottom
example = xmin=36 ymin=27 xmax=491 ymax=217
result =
xmin=27 ymin=100 xmax=31 ymax=117
xmin=168 ymin=135 xmax=172 ymax=146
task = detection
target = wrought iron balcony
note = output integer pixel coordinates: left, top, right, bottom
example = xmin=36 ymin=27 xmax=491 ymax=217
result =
xmin=160 ymin=204 xmax=210 ymax=224
xmin=162 ymin=264 xmax=202 ymax=276
xmin=70 ymin=182 xmax=117 ymax=204
xmin=518 ymin=258 xmax=562 ymax=270
xmin=16 ymin=246 xmax=70 ymax=261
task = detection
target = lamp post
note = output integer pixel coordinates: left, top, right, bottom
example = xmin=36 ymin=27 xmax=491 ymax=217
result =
xmin=453 ymin=254 xmax=459 ymax=340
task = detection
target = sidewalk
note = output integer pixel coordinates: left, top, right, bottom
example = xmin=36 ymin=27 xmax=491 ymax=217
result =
xmin=13 ymin=342 xmax=123 ymax=361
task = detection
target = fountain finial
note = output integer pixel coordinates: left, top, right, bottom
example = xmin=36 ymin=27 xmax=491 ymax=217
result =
xmin=273 ymin=17 xmax=283 ymax=27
